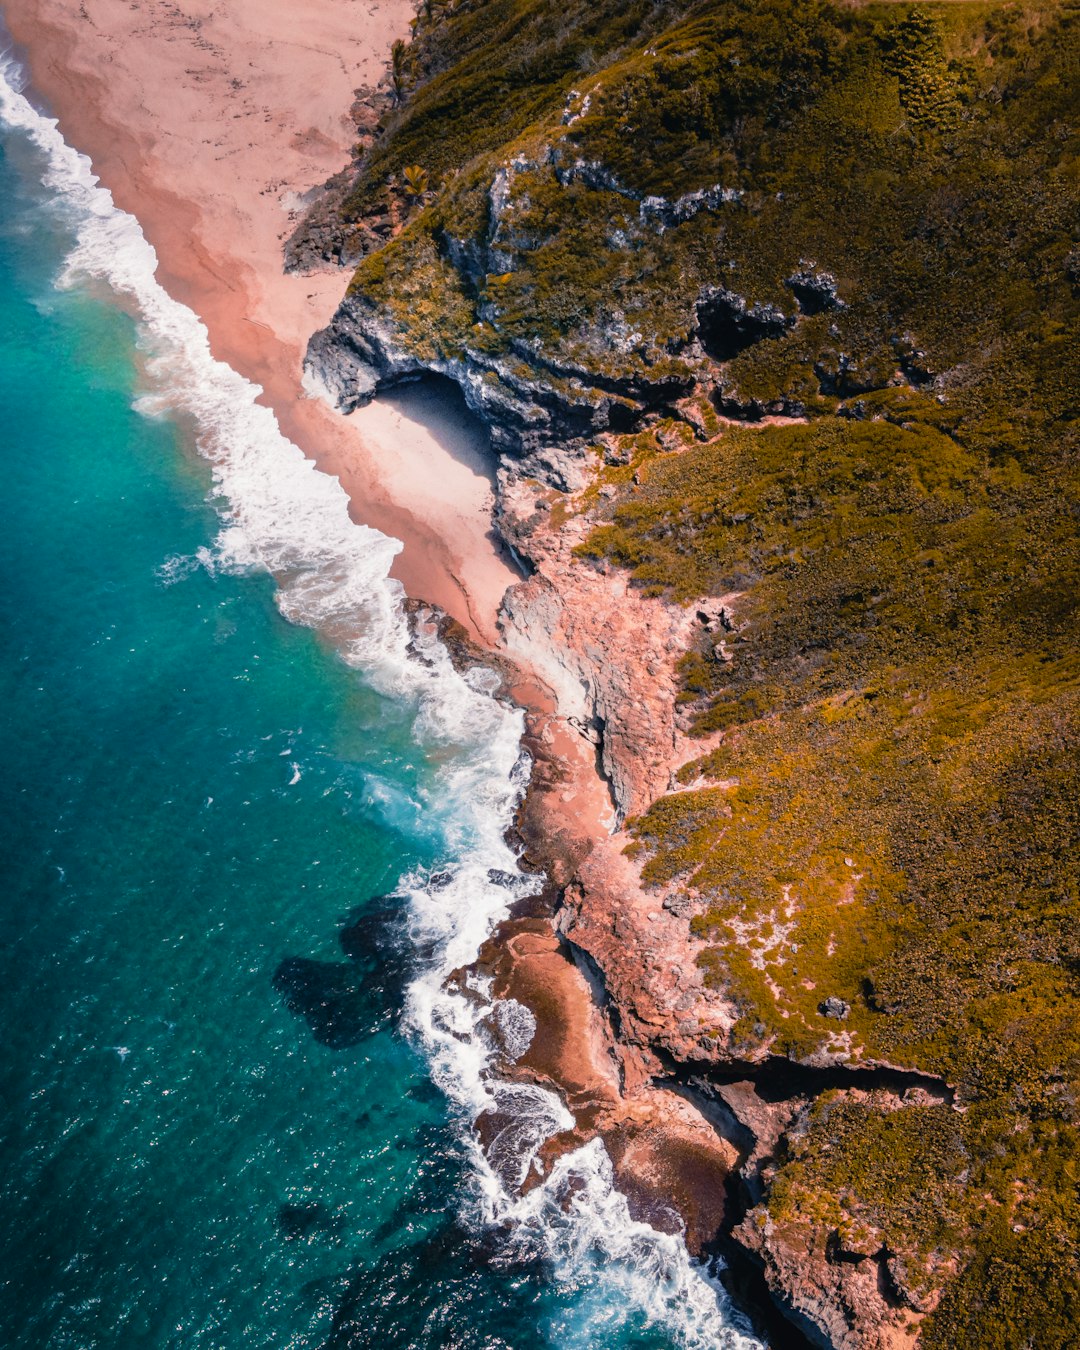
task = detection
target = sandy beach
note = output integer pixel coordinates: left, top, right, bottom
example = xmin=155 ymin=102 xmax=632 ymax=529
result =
xmin=3 ymin=0 xmax=629 ymax=1152
xmin=4 ymin=0 xmax=628 ymax=1120
xmin=3 ymin=0 xmax=518 ymax=642
xmin=2 ymin=0 xmax=747 ymax=1270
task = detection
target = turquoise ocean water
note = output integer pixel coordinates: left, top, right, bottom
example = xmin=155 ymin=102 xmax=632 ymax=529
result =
xmin=0 ymin=41 xmax=761 ymax=1350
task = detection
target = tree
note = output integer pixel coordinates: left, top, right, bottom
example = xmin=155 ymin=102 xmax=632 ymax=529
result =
xmin=402 ymin=164 xmax=430 ymax=199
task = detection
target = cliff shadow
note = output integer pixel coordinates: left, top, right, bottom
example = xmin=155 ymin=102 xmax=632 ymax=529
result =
xmin=350 ymin=373 xmax=528 ymax=612
xmin=376 ymin=372 xmax=500 ymax=491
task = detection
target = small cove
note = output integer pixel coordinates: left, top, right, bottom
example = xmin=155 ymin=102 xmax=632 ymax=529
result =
xmin=0 ymin=49 xmax=761 ymax=1350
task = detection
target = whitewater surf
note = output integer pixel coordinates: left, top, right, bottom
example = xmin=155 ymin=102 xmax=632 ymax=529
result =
xmin=0 ymin=39 xmax=760 ymax=1350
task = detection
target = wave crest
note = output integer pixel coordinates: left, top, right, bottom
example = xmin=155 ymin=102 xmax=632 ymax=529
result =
xmin=0 ymin=45 xmax=761 ymax=1349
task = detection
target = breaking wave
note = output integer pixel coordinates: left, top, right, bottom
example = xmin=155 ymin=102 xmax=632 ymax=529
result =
xmin=0 ymin=44 xmax=760 ymax=1350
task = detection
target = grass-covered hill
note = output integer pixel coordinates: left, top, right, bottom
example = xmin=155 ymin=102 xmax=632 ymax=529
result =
xmin=321 ymin=1 xmax=1080 ymax=1343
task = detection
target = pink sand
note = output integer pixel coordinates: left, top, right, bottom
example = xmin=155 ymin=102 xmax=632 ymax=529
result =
xmin=5 ymin=0 xmax=519 ymax=642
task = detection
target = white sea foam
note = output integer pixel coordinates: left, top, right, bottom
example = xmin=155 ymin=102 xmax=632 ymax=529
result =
xmin=0 ymin=46 xmax=762 ymax=1349
xmin=493 ymin=996 xmax=537 ymax=1060
xmin=155 ymin=551 xmax=201 ymax=586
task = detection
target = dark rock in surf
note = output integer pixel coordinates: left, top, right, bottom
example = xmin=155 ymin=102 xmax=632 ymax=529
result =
xmin=273 ymin=955 xmax=381 ymax=1048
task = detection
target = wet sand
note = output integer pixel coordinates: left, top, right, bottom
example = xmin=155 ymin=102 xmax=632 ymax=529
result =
xmin=3 ymin=0 xmax=518 ymax=642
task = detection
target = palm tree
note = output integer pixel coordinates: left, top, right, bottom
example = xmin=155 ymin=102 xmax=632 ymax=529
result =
xmin=402 ymin=164 xmax=430 ymax=199
xmin=389 ymin=40 xmax=409 ymax=105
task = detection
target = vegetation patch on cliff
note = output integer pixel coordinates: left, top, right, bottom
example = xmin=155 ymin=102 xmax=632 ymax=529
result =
xmin=327 ymin=0 xmax=1079 ymax=1339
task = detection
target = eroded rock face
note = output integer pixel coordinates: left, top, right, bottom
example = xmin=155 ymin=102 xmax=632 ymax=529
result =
xmin=695 ymin=286 xmax=795 ymax=363
xmin=735 ymin=1212 xmax=923 ymax=1350
xmin=469 ymin=914 xmax=739 ymax=1257
xmin=497 ymin=475 xmax=695 ymax=819
xmin=488 ymin=492 xmax=750 ymax=1077
xmin=785 ymin=266 xmax=844 ymax=316
xmin=292 ymin=133 xmax=806 ymax=490
xmin=559 ymin=847 xmax=741 ymax=1087
xmin=304 ymin=290 xmax=697 ymax=489
xmin=284 ymin=84 xmax=394 ymax=273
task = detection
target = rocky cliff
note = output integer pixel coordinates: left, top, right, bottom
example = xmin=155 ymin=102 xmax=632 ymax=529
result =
xmin=293 ymin=2 xmax=1080 ymax=1346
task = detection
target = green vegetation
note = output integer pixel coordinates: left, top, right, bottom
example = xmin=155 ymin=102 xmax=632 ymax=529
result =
xmin=771 ymin=1094 xmax=968 ymax=1261
xmin=771 ymin=1093 xmax=1080 ymax=1347
xmin=343 ymin=0 xmax=1080 ymax=392
xmin=345 ymin=0 xmax=692 ymax=208
xmin=338 ymin=0 xmax=1080 ymax=1338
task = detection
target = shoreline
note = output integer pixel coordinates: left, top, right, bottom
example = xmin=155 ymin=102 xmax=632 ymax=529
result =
xmin=7 ymin=0 xmax=1063 ymax=1342
xmin=2 ymin=1 xmax=770 ymax=1338
xmin=3 ymin=0 xmax=516 ymax=645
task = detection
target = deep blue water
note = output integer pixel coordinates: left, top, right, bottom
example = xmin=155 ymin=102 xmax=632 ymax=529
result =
xmin=0 ymin=44 xmax=761 ymax=1350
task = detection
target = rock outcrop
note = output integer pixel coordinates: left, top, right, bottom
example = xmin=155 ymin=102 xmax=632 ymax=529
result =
xmin=289 ymin=2 xmax=1080 ymax=1346
xmin=304 ymin=294 xmax=692 ymax=489
xmin=474 ymin=482 xmax=953 ymax=1348
xmin=735 ymin=1214 xmax=922 ymax=1350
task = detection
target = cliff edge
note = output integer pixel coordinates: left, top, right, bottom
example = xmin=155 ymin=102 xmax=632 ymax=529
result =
xmin=293 ymin=2 xmax=1080 ymax=1345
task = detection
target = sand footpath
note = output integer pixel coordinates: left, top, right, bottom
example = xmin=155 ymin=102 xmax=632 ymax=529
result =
xmin=4 ymin=0 xmax=518 ymax=641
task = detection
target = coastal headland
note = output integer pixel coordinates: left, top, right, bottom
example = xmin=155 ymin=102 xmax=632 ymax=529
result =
xmin=4 ymin=0 xmax=756 ymax=1334
xmin=8 ymin=1 xmax=1079 ymax=1348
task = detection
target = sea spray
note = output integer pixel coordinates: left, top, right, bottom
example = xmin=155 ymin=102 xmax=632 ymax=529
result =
xmin=0 ymin=44 xmax=761 ymax=1349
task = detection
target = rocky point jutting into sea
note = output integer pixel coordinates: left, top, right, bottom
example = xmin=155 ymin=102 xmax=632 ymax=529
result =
xmin=7 ymin=0 xmax=1080 ymax=1347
